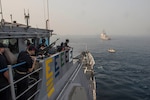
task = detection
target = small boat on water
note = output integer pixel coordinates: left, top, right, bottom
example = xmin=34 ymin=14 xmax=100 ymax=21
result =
xmin=100 ymin=30 xmax=111 ymax=40
xmin=108 ymin=48 xmax=116 ymax=53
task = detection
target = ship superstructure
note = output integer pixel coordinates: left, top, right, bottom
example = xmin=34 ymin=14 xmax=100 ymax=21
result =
xmin=100 ymin=30 xmax=111 ymax=40
xmin=0 ymin=11 xmax=96 ymax=100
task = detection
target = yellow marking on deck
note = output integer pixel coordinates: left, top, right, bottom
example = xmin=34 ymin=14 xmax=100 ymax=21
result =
xmin=47 ymin=82 xmax=54 ymax=92
xmin=45 ymin=58 xmax=55 ymax=98
xmin=46 ymin=77 xmax=53 ymax=86
xmin=47 ymin=87 xmax=55 ymax=98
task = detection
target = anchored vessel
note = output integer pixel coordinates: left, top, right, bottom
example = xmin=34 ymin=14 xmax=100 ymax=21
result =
xmin=100 ymin=30 xmax=111 ymax=40
xmin=0 ymin=13 xmax=96 ymax=100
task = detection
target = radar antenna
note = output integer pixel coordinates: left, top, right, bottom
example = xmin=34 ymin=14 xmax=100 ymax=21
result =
xmin=24 ymin=9 xmax=30 ymax=27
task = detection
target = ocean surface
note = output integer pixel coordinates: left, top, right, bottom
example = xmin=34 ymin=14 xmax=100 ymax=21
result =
xmin=69 ymin=35 xmax=150 ymax=100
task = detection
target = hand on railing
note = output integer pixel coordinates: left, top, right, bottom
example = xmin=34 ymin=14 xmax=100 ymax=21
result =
xmin=31 ymin=56 xmax=37 ymax=61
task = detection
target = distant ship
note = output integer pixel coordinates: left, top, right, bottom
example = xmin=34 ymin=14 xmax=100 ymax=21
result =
xmin=100 ymin=30 xmax=111 ymax=40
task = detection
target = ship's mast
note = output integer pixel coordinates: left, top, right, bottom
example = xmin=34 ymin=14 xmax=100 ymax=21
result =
xmin=46 ymin=0 xmax=50 ymax=30
xmin=24 ymin=9 xmax=30 ymax=28
xmin=44 ymin=0 xmax=54 ymax=37
xmin=0 ymin=0 xmax=3 ymax=20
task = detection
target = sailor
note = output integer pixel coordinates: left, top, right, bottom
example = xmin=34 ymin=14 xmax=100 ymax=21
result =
xmin=15 ymin=45 xmax=36 ymax=100
xmin=64 ymin=39 xmax=71 ymax=50
xmin=0 ymin=43 xmax=11 ymax=100
xmin=57 ymin=42 xmax=65 ymax=52
xmin=38 ymin=38 xmax=47 ymax=49
xmin=26 ymin=39 xmax=31 ymax=47
xmin=64 ymin=39 xmax=69 ymax=47
xmin=37 ymin=44 xmax=49 ymax=58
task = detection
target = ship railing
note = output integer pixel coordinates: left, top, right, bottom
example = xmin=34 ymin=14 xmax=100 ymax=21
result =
xmin=0 ymin=62 xmax=26 ymax=92
xmin=0 ymin=48 xmax=73 ymax=100
xmin=0 ymin=61 xmax=42 ymax=100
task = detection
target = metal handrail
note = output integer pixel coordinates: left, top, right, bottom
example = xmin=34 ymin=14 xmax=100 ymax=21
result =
xmin=16 ymin=79 xmax=42 ymax=100
xmin=14 ymin=65 xmax=42 ymax=100
xmin=14 ymin=67 xmax=42 ymax=84
xmin=0 ymin=84 xmax=10 ymax=92
xmin=0 ymin=61 xmax=43 ymax=100
xmin=28 ymin=89 xmax=40 ymax=100
xmin=0 ymin=62 xmax=26 ymax=73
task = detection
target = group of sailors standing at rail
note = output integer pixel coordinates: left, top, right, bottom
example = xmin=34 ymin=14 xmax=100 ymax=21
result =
xmin=0 ymin=38 xmax=71 ymax=100
xmin=26 ymin=38 xmax=71 ymax=57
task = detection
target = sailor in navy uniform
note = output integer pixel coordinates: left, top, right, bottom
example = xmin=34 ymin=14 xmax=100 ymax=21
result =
xmin=15 ymin=45 xmax=36 ymax=100
xmin=0 ymin=43 xmax=11 ymax=100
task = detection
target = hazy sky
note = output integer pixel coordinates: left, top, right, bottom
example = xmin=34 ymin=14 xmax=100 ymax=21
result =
xmin=1 ymin=0 xmax=150 ymax=36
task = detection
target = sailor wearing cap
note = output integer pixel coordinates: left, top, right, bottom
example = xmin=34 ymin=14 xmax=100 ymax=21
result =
xmin=64 ymin=39 xmax=71 ymax=50
xmin=15 ymin=45 xmax=37 ymax=100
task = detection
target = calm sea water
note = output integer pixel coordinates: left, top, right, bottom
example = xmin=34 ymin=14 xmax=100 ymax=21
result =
xmin=70 ymin=35 xmax=150 ymax=100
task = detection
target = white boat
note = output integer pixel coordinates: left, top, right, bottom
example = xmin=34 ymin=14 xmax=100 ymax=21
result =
xmin=108 ymin=48 xmax=116 ymax=53
xmin=100 ymin=30 xmax=111 ymax=40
